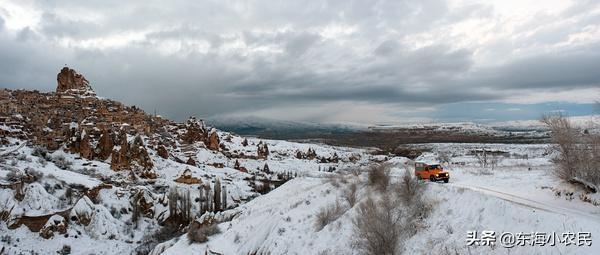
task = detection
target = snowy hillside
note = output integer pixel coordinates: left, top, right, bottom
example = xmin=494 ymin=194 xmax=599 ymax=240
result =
xmin=159 ymin=143 xmax=600 ymax=255
xmin=0 ymin=132 xmax=371 ymax=254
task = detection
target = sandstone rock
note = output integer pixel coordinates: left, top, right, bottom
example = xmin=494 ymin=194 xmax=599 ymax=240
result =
xmin=174 ymin=168 xmax=202 ymax=185
xmin=157 ymin=145 xmax=169 ymax=159
xmin=207 ymin=129 xmax=220 ymax=151
xmin=306 ymin=148 xmax=317 ymax=160
xmin=110 ymin=133 xmax=154 ymax=177
xmin=186 ymin=157 xmax=196 ymax=166
xmin=234 ymin=159 xmax=247 ymax=173
xmin=56 ymin=67 xmax=96 ymax=96
xmin=133 ymin=188 xmax=155 ymax=218
xmin=95 ymin=129 xmax=113 ymax=160
xmin=257 ymin=141 xmax=269 ymax=159
xmin=182 ymin=117 xmax=206 ymax=144
xmin=129 ymin=135 xmax=154 ymax=170
xmin=39 ymin=215 xmax=67 ymax=239
xmin=111 ymin=131 xmax=129 ymax=170
xmin=70 ymin=196 xmax=95 ymax=226
xmin=79 ymin=132 xmax=93 ymax=159
xmin=66 ymin=130 xmax=94 ymax=159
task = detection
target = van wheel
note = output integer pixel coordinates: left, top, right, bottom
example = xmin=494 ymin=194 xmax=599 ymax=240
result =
xmin=443 ymin=179 xmax=449 ymax=183
xmin=429 ymin=176 xmax=436 ymax=182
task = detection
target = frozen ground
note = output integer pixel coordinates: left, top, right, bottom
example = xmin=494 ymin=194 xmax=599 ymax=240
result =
xmin=162 ymin=143 xmax=600 ymax=255
xmin=2 ymin=139 xmax=600 ymax=254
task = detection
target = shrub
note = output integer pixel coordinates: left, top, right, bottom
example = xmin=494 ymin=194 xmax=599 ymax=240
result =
xmin=37 ymin=157 xmax=47 ymax=166
xmin=135 ymin=223 xmax=184 ymax=255
xmin=315 ymin=200 xmax=346 ymax=231
xmin=396 ymin=169 xmax=424 ymax=206
xmin=58 ymin=245 xmax=71 ymax=255
xmin=32 ymin=147 xmax=49 ymax=160
xmin=353 ymin=195 xmax=402 ymax=255
xmin=187 ymin=222 xmax=221 ymax=244
xmin=353 ymin=175 xmax=432 ymax=255
xmin=367 ymin=163 xmax=391 ymax=192
xmin=342 ymin=182 xmax=358 ymax=207
xmin=6 ymin=170 xmax=23 ymax=182
xmin=52 ymin=155 xmax=72 ymax=170
xmin=25 ymin=167 xmax=44 ymax=180
xmin=326 ymin=174 xmax=346 ymax=188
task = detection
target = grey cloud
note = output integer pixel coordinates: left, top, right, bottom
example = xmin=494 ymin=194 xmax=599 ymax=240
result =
xmin=0 ymin=0 xmax=599 ymax=123
xmin=471 ymin=46 xmax=600 ymax=90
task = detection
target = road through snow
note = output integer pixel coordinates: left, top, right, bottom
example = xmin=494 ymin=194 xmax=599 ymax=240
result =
xmin=446 ymin=182 xmax=600 ymax=222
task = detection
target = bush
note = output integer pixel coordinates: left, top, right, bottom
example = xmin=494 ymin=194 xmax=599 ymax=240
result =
xmin=32 ymin=147 xmax=49 ymax=160
xmin=187 ymin=222 xmax=221 ymax=244
xmin=58 ymin=245 xmax=71 ymax=255
xmin=342 ymin=182 xmax=358 ymax=207
xmin=353 ymin=195 xmax=402 ymax=255
xmin=396 ymin=169 xmax=424 ymax=206
xmin=326 ymin=173 xmax=347 ymax=188
xmin=6 ymin=170 xmax=23 ymax=182
xmin=25 ymin=167 xmax=44 ymax=180
xmin=135 ymin=223 xmax=184 ymax=255
xmin=37 ymin=157 xmax=47 ymax=166
xmin=315 ymin=200 xmax=346 ymax=231
xmin=52 ymin=155 xmax=72 ymax=170
xmin=353 ymin=172 xmax=432 ymax=255
xmin=367 ymin=163 xmax=391 ymax=192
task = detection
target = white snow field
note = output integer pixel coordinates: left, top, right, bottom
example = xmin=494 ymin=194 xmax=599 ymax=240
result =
xmin=2 ymin=137 xmax=600 ymax=254
xmin=161 ymin=143 xmax=600 ymax=255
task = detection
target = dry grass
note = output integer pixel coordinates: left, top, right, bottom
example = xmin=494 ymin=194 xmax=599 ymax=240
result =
xmin=367 ymin=163 xmax=391 ymax=192
xmin=353 ymin=168 xmax=432 ymax=255
xmin=187 ymin=221 xmax=221 ymax=244
xmin=315 ymin=200 xmax=346 ymax=231
xmin=342 ymin=182 xmax=358 ymax=207
xmin=352 ymin=195 xmax=403 ymax=255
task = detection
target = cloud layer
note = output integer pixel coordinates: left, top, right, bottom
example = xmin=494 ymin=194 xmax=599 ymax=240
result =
xmin=0 ymin=0 xmax=598 ymax=123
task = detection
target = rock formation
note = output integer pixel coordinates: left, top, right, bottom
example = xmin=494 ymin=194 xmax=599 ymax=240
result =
xmin=39 ymin=215 xmax=67 ymax=239
xmin=56 ymin=67 xmax=96 ymax=97
xmin=257 ymin=141 xmax=269 ymax=159
xmin=182 ymin=117 xmax=206 ymax=144
xmin=186 ymin=157 xmax=196 ymax=166
xmin=157 ymin=145 xmax=169 ymax=159
xmin=174 ymin=168 xmax=202 ymax=184
xmin=95 ymin=129 xmax=114 ymax=160
xmin=207 ymin=129 xmax=220 ymax=151
xmin=111 ymin=133 xmax=155 ymax=178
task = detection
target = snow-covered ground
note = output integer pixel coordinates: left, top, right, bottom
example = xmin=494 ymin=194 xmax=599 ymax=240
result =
xmin=0 ymin=134 xmax=371 ymax=255
xmin=3 ymin=136 xmax=600 ymax=254
xmin=161 ymin=143 xmax=600 ymax=255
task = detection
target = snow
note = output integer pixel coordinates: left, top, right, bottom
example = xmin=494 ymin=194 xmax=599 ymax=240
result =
xmin=3 ymin=122 xmax=600 ymax=255
xmin=161 ymin=142 xmax=600 ymax=255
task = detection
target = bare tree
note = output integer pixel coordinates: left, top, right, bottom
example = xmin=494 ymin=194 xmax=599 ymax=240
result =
xmin=542 ymin=113 xmax=600 ymax=190
xmin=474 ymin=149 xmax=489 ymax=168
xmin=542 ymin=113 xmax=579 ymax=180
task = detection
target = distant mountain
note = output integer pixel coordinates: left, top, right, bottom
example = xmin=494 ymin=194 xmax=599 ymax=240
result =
xmin=206 ymin=116 xmax=366 ymax=139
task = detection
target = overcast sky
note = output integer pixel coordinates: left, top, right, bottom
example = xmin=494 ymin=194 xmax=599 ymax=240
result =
xmin=0 ymin=0 xmax=598 ymax=124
